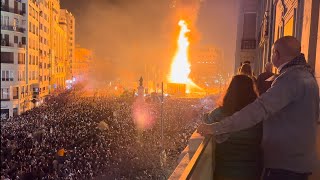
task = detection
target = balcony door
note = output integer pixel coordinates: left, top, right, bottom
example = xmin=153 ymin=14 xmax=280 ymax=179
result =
xmin=14 ymin=1 xmax=18 ymax=14
xmin=1 ymin=15 xmax=9 ymax=27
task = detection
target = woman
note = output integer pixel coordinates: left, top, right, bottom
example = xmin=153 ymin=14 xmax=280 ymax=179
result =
xmin=239 ymin=63 xmax=257 ymax=82
xmin=206 ymin=75 xmax=262 ymax=180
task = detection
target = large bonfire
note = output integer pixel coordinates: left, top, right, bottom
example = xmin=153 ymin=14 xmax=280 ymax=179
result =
xmin=169 ymin=20 xmax=199 ymax=93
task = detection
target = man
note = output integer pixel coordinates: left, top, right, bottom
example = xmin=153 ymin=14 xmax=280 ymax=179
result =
xmin=257 ymin=62 xmax=274 ymax=95
xmin=198 ymin=36 xmax=319 ymax=180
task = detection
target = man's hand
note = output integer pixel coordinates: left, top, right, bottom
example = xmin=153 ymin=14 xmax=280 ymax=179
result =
xmin=197 ymin=123 xmax=215 ymax=136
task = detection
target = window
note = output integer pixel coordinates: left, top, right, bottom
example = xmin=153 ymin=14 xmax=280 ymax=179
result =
xmin=18 ymin=53 xmax=25 ymax=64
xmin=1 ymin=16 xmax=9 ymax=26
xmin=9 ymin=71 xmax=13 ymax=81
xmin=14 ymin=36 xmax=18 ymax=44
xmin=14 ymin=1 xmax=18 ymax=13
xmin=1 ymin=71 xmax=5 ymax=81
xmin=1 ymin=70 xmax=13 ymax=81
xmin=284 ymin=17 xmax=294 ymax=36
xmin=32 ymin=71 xmax=35 ymax=80
xmin=242 ymin=13 xmax=257 ymax=39
xmin=22 ymin=3 xmax=26 ymax=14
xmin=1 ymin=88 xmax=10 ymax=100
xmin=13 ymin=108 xmax=18 ymax=116
xmin=1 ymin=52 xmax=14 ymax=64
xmin=2 ymin=34 xmax=9 ymax=46
xmin=13 ymin=87 xmax=18 ymax=99
xmin=21 ymin=71 xmax=26 ymax=81
xmin=17 ymin=71 xmax=20 ymax=81
xmin=22 ymin=37 xmax=26 ymax=45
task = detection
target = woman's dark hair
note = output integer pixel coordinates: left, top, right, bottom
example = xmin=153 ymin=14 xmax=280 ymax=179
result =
xmin=239 ymin=63 xmax=253 ymax=76
xmin=221 ymin=75 xmax=258 ymax=116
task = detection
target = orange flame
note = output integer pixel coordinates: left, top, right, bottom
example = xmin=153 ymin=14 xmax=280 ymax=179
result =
xmin=169 ymin=20 xmax=199 ymax=92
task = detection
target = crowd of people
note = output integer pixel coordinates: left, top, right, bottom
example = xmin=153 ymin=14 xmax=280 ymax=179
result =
xmin=1 ymin=84 xmax=212 ymax=179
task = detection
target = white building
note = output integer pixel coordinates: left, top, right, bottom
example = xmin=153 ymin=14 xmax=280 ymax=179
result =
xmin=1 ymin=0 xmax=73 ymax=119
xmin=1 ymin=0 xmax=28 ymax=118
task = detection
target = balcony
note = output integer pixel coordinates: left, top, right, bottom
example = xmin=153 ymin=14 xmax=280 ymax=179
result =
xmin=1 ymin=25 xmax=25 ymax=33
xmin=1 ymin=41 xmax=26 ymax=50
xmin=1 ymin=6 xmax=26 ymax=16
xmin=241 ymin=39 xmax=256 ymax=50
xmin=169 ymin=131 xmax=215 ymax=180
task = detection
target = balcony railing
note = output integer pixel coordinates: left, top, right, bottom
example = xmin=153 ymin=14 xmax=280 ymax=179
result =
xmin=169 ymin=131 xmax=215 ymax=180
xmin=1 ymin=6 xmax=26 ymax=15
xmin=1 ymin=41 xmax=26 ymax=49
xmin=241 ymin=39 xmax=256 ymax=50
xmin=1 ymin=25 xmax=25 ymax=33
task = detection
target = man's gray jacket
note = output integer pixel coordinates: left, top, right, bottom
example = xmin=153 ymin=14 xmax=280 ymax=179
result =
xmin=213 ymin=65 xmax=319 ymax=173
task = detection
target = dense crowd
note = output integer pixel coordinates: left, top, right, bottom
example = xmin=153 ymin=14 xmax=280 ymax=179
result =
xmin=1 ymin=87 xmax=215 ymax=180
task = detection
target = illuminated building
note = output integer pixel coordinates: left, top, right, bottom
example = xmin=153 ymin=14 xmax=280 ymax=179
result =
xmin=1 ymin=0 xmax=28 ymax=118
xmin=190 ymin=46 xmax=224 ymax=88
xmin=256 ymin=0 xmax=319 ymax=81
xmin=74 ymin=45 xmax=93 ymax=82
xmin=1 ymin=0 xmax=73 ymax=118
xmin=59 ymin=9 xmax=75 ymax=81
xmin=234 ymin=0 xmax=259 ymax=75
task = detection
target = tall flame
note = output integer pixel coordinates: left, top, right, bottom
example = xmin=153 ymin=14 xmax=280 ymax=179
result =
xmin=169 ymin=20 xmax=199 ymax=92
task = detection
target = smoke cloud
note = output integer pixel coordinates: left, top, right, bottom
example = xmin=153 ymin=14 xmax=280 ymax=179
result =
xmin=61 ymin=0 xmax=238 ymax=87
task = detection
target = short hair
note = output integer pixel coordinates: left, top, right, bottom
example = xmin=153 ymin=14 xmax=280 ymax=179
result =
xmin=274 ymin=36 xmax=301 ymax=57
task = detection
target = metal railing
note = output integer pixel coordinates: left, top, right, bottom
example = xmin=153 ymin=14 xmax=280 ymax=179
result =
xmin=1 ymin=6 xmax=26 ymax=15
xmin=1 ymin=25 xmax=25 ymax=33
xmin=241 ymin=39 xmax=256 ymax=49
xmin=1 ymin=41 xmax=26 ymax=49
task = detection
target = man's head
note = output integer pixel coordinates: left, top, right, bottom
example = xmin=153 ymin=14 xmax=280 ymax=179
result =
xmin=265 ymin=62 xmax=273 ymax=72
xmin=271 ymin=36 xmax=301 ymax=68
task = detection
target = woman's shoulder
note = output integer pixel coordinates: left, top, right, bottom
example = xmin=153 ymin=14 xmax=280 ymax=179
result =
xmin=207 ymin=107 xmax=227 ymax=123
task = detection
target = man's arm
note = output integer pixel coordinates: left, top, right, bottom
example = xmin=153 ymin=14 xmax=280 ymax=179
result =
xmin=210 ymin=75 xmax=301 ymax=135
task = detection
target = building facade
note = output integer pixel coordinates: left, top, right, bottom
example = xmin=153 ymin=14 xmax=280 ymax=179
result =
xmin=235 ymin=0 xmax=259 ymax=75
xmin=256 ymin=0 xmax=319 ymax=80
xmin=38 ymin=0 xmax=51 ymax=102
xmin=74 ymin=45 xmax=93 ymax=83
xmin=1 ymin=0 xmax=74 ymax=119
xmin=1 ymin=0 xmax=28 ymax=118
xmin=59 ymin=9 xmax=75 ymax=81
xmin=190 ymin=46 xmax=224 ymax=88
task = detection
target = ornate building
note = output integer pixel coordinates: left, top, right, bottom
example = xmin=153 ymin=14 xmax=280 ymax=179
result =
xmin=256 ymin=0 xmax=319 ymax=77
